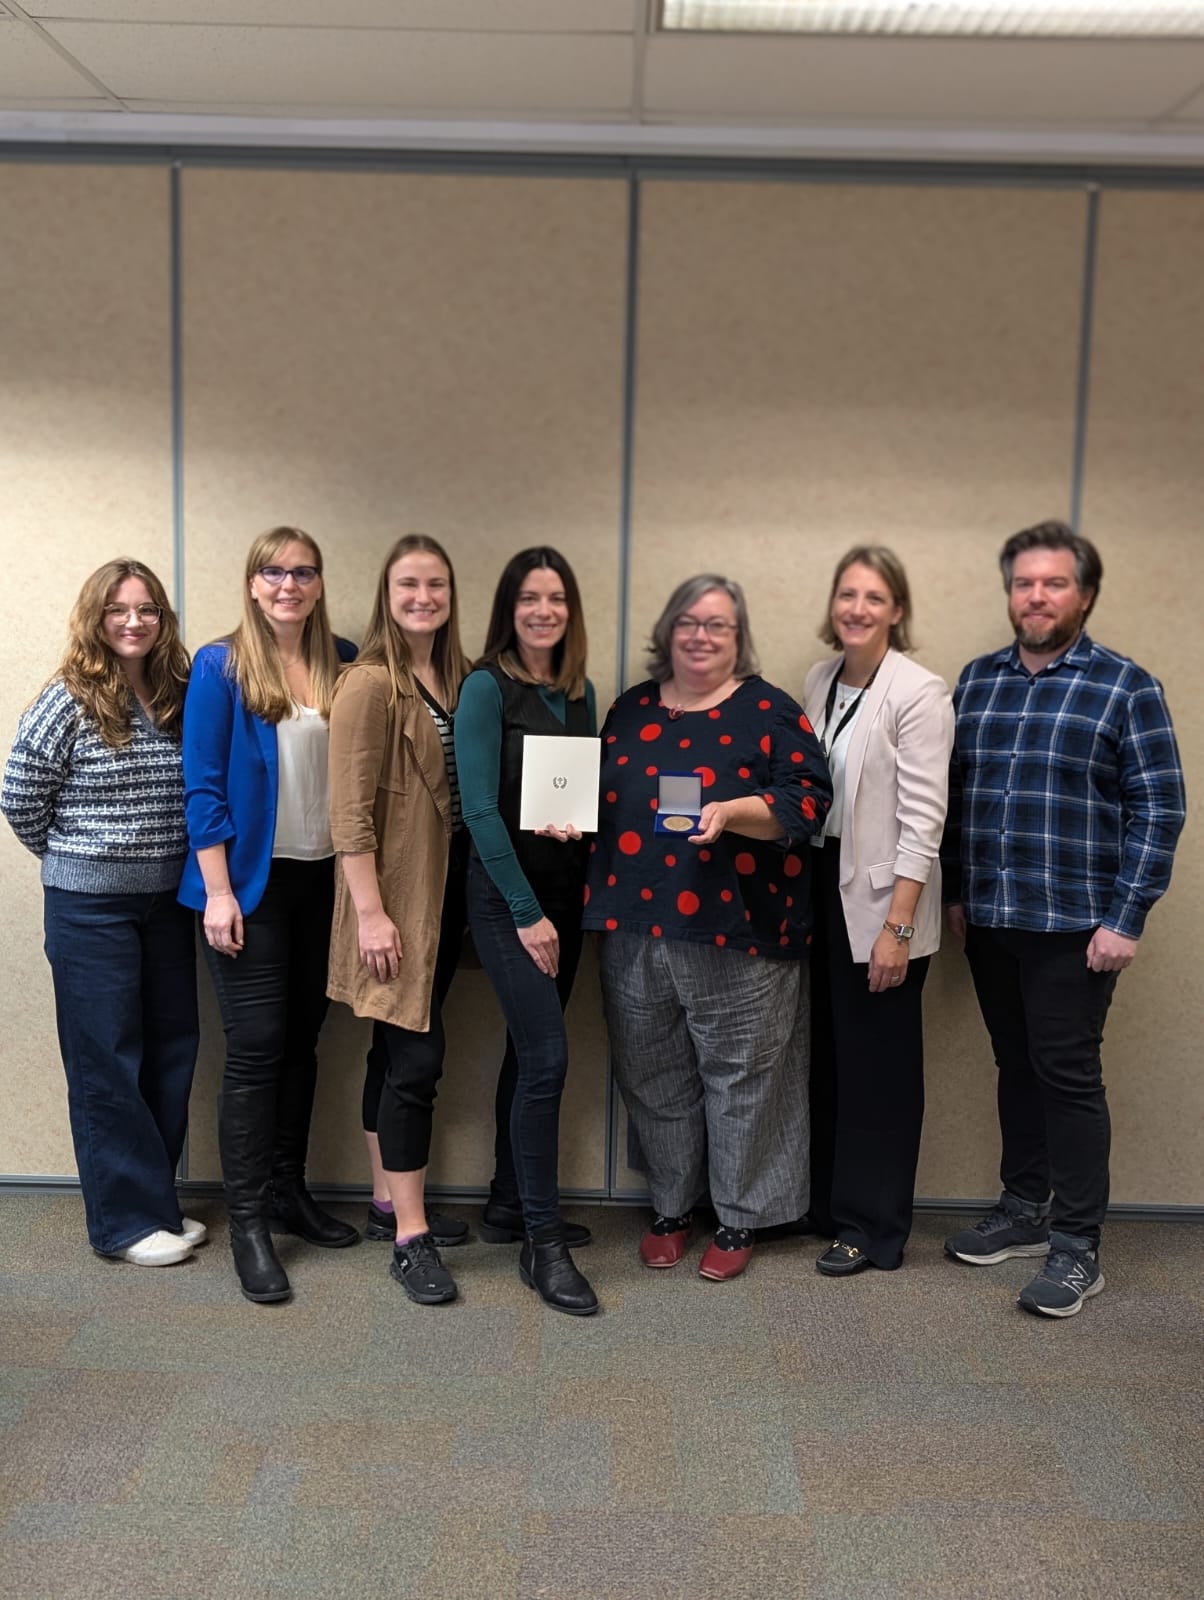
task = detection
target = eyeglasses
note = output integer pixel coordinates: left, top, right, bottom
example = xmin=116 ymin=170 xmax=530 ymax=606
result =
xmin=104 ymin=604 xmax=162 ymax=624
xmin=672 ymin=616 xmax=737 ymax=638
xmin=257 ymin=565 xmax=320 ymax=586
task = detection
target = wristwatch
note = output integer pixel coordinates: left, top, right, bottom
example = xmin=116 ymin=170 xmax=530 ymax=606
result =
xmin=883 ymin=920 xmax=915 ymax=942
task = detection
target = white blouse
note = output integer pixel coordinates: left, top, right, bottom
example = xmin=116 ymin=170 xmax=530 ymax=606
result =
xmin=273 ymin=703 xmax=333 ymax=860
xmin=812 ymin=687 xmax=868 ymax=846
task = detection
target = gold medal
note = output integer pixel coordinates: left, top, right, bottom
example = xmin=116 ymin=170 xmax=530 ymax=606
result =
xmin=662 ymin=814 xmax=694 ymax=833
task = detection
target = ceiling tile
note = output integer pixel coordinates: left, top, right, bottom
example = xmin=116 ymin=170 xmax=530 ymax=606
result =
xmin=24 ymin=1 xmax=632 ymax=28
xmin=38 ymin=22 xmax=635 ymax=111
xmin=644 ymin=35 xmax=1204 ymax=123
xmin=0 ymin=18 xmax=109 ymax=96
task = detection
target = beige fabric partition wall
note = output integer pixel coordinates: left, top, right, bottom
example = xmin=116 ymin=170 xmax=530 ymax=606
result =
xmin=1 ymin=160 xmax=1199 ymax=1205
xmin=179 ymin=169 xmax=628 ymax=1190
xmin=0 ymin=165 xmax=173 ymax=1177
xmin=1078 ymin=191 xmax=1203 ymax=1202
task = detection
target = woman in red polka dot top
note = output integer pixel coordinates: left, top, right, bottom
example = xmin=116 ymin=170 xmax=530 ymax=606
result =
xmin=583 ymin=574 xmax=832 ymax=1281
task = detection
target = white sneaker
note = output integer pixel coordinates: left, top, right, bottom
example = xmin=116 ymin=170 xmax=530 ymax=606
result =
xmin=116 ymin=1230 xmax=194 ymax=1266
xmin=180 ymin=1217 xmax=208 ymax=1247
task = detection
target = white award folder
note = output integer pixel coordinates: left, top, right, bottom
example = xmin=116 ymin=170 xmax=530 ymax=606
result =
xmin=519 ymin=735 xmax=601 ymax=833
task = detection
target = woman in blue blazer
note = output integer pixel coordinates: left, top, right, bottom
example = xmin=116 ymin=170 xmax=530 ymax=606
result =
xmin=181 ymin=526 xmax=357 ymax=1303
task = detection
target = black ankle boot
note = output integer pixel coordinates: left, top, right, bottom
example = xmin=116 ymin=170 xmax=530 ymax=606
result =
xmin=480 ymin=1193 xmax=592 ymax=1248
xmin=230 ymin=1219 xmax=291 ymax=1303
xmin=268 ymin=1179 xmax=360 ymax=1249
xmin=519 ymin=1225 xmax=598 ymax=1316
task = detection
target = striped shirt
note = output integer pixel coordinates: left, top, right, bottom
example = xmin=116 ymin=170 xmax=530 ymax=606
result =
xmin=1 ymin=678 xmax=187 ymax=894
xmin=942 ymin=633 xmax=1185 ymax=939
xmin=420 ymin=686 xmax=461 ymax=830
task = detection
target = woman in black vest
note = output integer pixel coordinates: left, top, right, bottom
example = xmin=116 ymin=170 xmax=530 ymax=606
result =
xmin=455 ymin=548 xmax=598 ymax=1315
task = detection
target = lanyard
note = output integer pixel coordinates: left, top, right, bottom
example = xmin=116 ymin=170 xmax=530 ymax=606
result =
xmin=819 ymin=659 xmax=881 ymax=757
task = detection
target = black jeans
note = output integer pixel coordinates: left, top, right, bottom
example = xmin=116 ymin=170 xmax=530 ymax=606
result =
xmin=964 ymin=922 xmax=1118 ymax=1247
xmin=202 ymin=856 xmax=335 ymax=1181
xmin=808 ymin=844 xmax=929 ymax=1268
xmin=361 ymin=831 xmax=469 ymax=1172
xmin=467 ymin=856 xmax=583 ymax=1231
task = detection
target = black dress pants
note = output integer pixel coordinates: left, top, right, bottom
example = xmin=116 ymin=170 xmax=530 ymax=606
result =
xmin=963 ymin=921 xmax=1117 ymax=1248
xmin=809 ymin=843 xmax=929 ymax=1269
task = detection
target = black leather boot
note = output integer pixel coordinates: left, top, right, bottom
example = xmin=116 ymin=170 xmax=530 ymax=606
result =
xmin=220 ymin=1088 xmax=290 ymax=1304
xmin=268 ymin=1178 xmax=360 ymax=1248
xmin=519 ymin=1223 xmax=598 ymax=1316
xmin=269 ymin=1059 xmax=359 ymax=1248
xmin=480 ymin=1187 xmax=592 ymax=1248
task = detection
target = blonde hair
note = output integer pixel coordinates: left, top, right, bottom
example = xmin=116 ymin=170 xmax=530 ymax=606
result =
xmin=59 ymin=558 xmax=190 ymax=747
xmin=350 ymin=534 xmax=469 ymax=710
xmin=224 ymin=527 xmax=340 ymax=722
xmin=819 ymin=545 xmax=915 ymax=654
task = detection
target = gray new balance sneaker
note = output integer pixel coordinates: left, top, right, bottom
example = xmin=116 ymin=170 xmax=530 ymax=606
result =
xmin=1017 ymin=1233 xmax=1104 ymax=1318
xmin=944 ymin=1191 xmax=1051 ymax=1265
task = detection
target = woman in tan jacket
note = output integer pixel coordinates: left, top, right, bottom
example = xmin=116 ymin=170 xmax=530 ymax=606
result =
xmin=327 ymin=534 xmax=471 ymax=1306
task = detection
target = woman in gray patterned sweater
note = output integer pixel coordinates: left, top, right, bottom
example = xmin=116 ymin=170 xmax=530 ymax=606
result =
xmin=1 ymin=558 xmax=204 ymax=1266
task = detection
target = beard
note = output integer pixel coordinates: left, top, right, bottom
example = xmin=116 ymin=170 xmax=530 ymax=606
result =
xmin=1010 ymin=610 xmax=1085 ymax=655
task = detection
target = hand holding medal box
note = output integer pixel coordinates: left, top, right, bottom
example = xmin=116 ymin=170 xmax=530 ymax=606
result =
xmin=519 ymin=735 xmax=601 ymax=833
xmin=654 ymin=772 xmax=703 ymax=836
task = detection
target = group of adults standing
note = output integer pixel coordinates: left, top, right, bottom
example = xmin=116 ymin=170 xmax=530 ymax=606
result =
xmin=2 ymin=519 xmax=1185 ymax=1322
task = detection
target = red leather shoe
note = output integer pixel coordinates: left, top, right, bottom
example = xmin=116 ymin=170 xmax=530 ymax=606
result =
xmin=698 ymin=1226 xmax=754 ymax=1281
xmin=639 ymin=1213 xmax=692 ymax=1268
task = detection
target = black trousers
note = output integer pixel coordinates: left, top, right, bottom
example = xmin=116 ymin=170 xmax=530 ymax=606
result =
xmin=963 ymin=921 xmax=1117 ymax=1247
xmin=360 ymin=832 xmax=469 ymax=1173
xmin=809 ymin=843 xmax=929 ymax=1269
xmin=202 ymin=855 xmax=335 ymax=1180
xmin=467 ymin=858 xmax=584 ymax=1232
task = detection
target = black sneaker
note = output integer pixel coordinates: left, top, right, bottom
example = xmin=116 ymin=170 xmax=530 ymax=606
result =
xmin=366 ymin=1204 xmax=469 ymax=1248
xmin=1017 ymin=1233 xmax=1104 ymax=1318
xmin=389 ymin=1234 xmax=457 ymax=1305
xmin=944 ymin=1192 xmax=1051 ymax=1265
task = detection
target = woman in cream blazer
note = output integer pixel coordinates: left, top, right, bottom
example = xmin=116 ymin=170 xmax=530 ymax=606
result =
xmin=802 ymin=546 xmax=954 ymax=1276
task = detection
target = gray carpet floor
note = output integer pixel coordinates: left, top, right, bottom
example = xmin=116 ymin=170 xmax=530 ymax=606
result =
xmin=1 ymin=1195 xmax=1201 ymax=1599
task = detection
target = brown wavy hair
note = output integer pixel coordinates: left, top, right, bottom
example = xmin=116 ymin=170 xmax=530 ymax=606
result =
xmin=477 ymin=547 xmax=588 ymax=699
xmin=350 ymin=534 xmax=470 ymax=710
xmin=224 ymin=527 xmax=340 ymax=722
xmin=59 ymin=558 xmax=190 ymax=746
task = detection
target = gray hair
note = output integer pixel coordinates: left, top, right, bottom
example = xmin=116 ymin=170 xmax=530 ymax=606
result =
xmin=646 ymin=574 xmax=760 ymax=684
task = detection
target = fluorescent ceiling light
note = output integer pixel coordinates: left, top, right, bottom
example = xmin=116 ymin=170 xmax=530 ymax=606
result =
xmin=660 ymin=2 xmax=1204 ymax=37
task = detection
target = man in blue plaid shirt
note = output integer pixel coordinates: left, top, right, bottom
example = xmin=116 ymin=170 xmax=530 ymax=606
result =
xmin=941 ymin=520 xmax=1185 ymax=1319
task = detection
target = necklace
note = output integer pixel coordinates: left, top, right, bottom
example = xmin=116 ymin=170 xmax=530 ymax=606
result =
xmin=665 ymin=677 xmax=735 ymax=720
xmin=820 ymin=655 xmax=885 ymax=756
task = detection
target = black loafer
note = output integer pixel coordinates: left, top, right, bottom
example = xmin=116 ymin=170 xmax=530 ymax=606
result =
xmin=365 ymin=1204 xmax=469 ymax=1248
xmin=816 ymin=1239 xmax=873 ymax=1277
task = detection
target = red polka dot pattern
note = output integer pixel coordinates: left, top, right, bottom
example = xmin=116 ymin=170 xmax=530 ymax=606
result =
xmin=581 ymin=675 xmax=830 ymax=961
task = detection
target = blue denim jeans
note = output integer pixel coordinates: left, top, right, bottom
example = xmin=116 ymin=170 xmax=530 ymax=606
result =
xmin=43 ymin=886 xmax=199 ymax=1255
xmin=467 ymin=856 xmax=583 ymax=1232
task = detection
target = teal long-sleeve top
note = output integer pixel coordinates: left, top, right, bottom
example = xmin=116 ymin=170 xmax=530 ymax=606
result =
xmin=455 ymin=669 xmax=597 ymax=927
